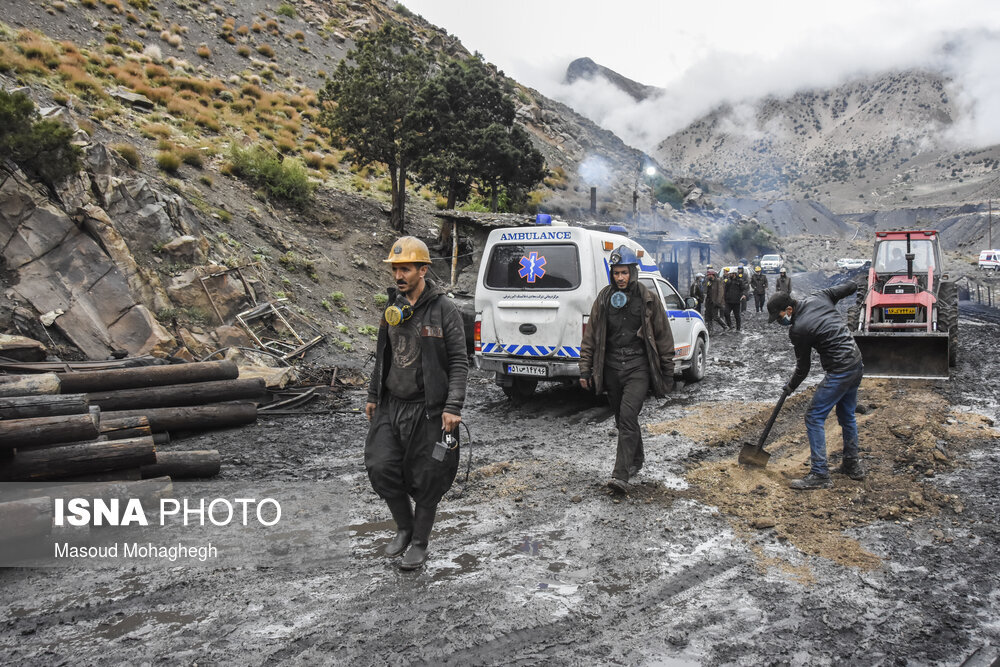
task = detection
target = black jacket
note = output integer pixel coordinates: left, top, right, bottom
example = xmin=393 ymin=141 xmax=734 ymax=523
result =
xmin=368 ymin=279 xmax=468 ymax=417
xmin=750 ymin=273 xmax=768 ymax=295
xmin=579 ymin=280 xmax=675 ymax=397
xmin=787 ymin=283 xmax=863 ymax=391
xmin=724 ymin=274 xmax=747 ymax=303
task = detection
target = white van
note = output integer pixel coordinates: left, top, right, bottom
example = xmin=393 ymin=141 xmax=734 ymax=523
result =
xmin=978 ymin=249 xmax=1000 ymax=272
xmin=473 ymin=221 xmax=710 ymax=399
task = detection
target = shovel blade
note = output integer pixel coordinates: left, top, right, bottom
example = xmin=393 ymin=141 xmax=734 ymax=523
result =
xmin=738 ymin=443 xmax=771 ymax=468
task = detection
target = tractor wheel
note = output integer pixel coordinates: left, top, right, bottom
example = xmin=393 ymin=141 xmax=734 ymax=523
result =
xmin=938 ymin=281 xmax=959 ymax=366
xmin=847 ymin=277 xmax=869 ymax=331
xmin=501 ymin=377 xmax=538 ymax=402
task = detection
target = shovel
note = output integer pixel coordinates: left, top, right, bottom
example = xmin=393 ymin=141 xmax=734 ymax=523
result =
xmin=738 ymin=387 xmax=790 ymax=468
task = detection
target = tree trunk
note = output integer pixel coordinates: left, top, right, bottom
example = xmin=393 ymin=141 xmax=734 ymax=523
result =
xmin=388 ymin=160 xmax=404 ymax=233
xmin=0 ymin=412 xmax=100 ymax=450
xmin=86 ymin=378 xmax=266 ymax=412
xmin=99 ymin=416 xmax=152 ymax=441
xmin=0 ymin=437 xmax=157 ymax=481
xmin=0 ymin=373 xmax=61 ymax=398
xmin=101 ymin=403 xmax=258 ymax=433
xmin=57 ymin=360 xmax=239 ymax=394
xmin=393 ymin=161 xmax=408 ymax=233
xmin=0 ymin=394 xmax=89 ymax=420
xmin=141 ymin=450 xmax=221 ymax=479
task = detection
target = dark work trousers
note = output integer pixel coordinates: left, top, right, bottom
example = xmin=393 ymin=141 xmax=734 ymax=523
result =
xmin=603 ymin=361 xmax=650 ymax=482
xmin=705 ymin=303 xmax=727 ymax=332
xmin=365 ymin=393 xmax=460 ymax=507
xmin=724 ymin=301 xmax=743 ymax=330
xmin=754 ymin=293 xmax=766 ymax=312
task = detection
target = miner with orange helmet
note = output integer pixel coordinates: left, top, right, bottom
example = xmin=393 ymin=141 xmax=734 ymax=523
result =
xmin=364 ymin=236 xmax=468 ymax=571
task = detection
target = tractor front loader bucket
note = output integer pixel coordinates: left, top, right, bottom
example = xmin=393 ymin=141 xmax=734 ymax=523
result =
xmin=853 ymin=332 xmax=950 ymax=379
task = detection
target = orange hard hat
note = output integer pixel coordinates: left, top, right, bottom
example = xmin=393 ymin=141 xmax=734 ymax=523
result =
xmin=384 ymin=236 xmax=431 ymax=265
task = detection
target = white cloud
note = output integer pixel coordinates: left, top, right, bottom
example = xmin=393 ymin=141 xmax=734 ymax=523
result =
xmin=404 ymin=0 xmax=1000 ymax=150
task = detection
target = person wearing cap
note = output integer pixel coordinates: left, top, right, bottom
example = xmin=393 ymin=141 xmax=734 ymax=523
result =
xmin=689 ymin=273 xmax=705 ymax=313
xmin=703 ymin=269 xmax=728 ymax=332
xmin=579 ymin=245 xmax=675 ymax=492
xmin=776 ymin=267 xmax=792 ymax=295
xmin=723 ymin=266 xmax=748 ymax=331
xmin=766 ymin=284 xmax=866 ymax=490
xmin=365 ymin=236 xmax=468 ymax=570
xmin=750 ymin=266 xmax=769 ymax=314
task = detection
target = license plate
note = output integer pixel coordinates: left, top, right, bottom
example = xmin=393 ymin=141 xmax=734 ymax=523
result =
xmin=507 ymin=364 xmax=546 ymax=377
xmin=886 ymin=307 xmax=916 ymax=315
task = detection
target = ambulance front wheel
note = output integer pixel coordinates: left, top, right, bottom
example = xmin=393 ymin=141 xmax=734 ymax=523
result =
xmin=501 ymin=377 xmax=537 ymax=402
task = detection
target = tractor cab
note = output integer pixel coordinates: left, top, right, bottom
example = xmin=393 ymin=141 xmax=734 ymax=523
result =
xmin=849 ymin=230 xmax=957 ymax=379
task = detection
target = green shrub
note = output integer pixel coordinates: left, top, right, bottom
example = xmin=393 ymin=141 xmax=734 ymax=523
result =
xmin=155 ymin=151 xmax=181 ymax=173
xmin=373 ymin=293 xmax=388 ymax=307
xmin=276 ymin=3 xmax=295 ymax=18
xmin=329 ymin=291 xmax=345 ymax=304
xmin=179 ymin=147 xmax=203 ymax=168
xmin=112 ymin=142 xmax=141 ymax=168
xmin=719 ymin=223 xmax=778 ymax=257
xmin=0 ymin=90 xmax=80 ymax=184
xmin=227 ymin=145 xmax=315 ymax=207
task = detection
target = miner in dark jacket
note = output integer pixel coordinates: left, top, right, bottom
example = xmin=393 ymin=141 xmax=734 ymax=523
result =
xmin=767 ymin=283 xmax=866 ymax=490
xmin=365 ymin=236 xmax=468 ymax=570
xmin=703 ymin=269 xmax=728 ymax=332
xmin=750 ymin=266 xmax=769 ymax=313
xmin=723 ymin=267 xmax=748 ymax=331
xmin=689 ymin=273 xmax=705 ymax=313
xmin=775 ymin=267 xmax=792 ymax=295
xmin=579 ymin=245 xmax=675 ymax=492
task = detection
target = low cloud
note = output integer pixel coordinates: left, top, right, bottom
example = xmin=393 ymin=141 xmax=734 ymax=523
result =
xmin=531 ymin=26 xmax=1000 ymax=153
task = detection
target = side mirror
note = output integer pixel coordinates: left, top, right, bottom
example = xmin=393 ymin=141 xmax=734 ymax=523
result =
xmin=685 ymin=297 xmax=698 ymax=309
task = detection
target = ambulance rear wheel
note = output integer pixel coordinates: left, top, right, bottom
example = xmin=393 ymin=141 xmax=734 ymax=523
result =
xmin=501 ymin=377 xmax=537 ymax=402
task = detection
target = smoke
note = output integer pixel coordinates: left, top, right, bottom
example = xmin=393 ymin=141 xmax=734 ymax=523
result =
xmin=577 ymin=154 xmax=612 ymax=186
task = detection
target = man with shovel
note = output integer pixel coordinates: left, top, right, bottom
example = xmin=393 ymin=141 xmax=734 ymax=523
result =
xmin=766 ymin=284 xmax=866 ymax=490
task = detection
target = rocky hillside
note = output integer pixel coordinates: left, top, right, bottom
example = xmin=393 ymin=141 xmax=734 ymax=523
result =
xmin=654 ymin=70 xmax=1000 ymax=218
xmin=0 ymin=0 xmax=678 ymax=364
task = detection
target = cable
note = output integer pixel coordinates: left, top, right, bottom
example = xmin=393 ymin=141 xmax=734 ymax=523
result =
xmin=449 ymin=420 xmax=474 ymax=499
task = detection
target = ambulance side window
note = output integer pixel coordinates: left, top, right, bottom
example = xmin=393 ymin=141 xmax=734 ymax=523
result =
xmin=639 ymin=278 xmax=668 ymax=310
xmin=656 ymin=279 xmax=684 ymax=310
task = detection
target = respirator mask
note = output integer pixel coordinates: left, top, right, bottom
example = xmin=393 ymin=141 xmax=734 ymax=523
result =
xmin=384 ymin=295 xmax=414 ymax=326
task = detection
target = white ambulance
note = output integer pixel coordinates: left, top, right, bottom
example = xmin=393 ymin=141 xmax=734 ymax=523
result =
xmin=473 ymin=220 xmax=710 ymax=400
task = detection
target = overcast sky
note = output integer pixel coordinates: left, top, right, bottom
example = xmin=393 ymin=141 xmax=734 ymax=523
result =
xmin=402 ymin=0 xmax=1000 ymax=150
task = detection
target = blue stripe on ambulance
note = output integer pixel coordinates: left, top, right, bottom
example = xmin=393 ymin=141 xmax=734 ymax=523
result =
xmin=480 ymin=343 xmax=581 ymax=358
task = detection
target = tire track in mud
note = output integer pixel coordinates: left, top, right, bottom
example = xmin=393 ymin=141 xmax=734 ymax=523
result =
xmin=408 ymin=557 xmax=743 ymax=665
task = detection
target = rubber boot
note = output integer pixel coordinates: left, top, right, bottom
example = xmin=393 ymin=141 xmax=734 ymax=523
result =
xmin=384 ymin=496 xmax=413 ymax=558
xmin=399 ymin=504 xmax=436 ymax=571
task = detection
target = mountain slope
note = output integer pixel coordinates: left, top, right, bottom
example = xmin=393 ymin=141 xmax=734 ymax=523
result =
xmin=653 ymin=70 xmax=1000 ymax=216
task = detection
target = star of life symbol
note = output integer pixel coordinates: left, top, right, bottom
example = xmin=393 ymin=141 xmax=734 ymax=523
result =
xmin=518 ymin=252 xmax=546 ymax=283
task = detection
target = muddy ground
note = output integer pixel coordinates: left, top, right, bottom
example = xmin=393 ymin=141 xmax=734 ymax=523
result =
xmin=2 ymin=303 xmax=999 ymax=666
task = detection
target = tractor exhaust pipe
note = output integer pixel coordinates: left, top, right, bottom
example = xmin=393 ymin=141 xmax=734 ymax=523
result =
xmin=854 ymin=332 xmax=950 ymax=379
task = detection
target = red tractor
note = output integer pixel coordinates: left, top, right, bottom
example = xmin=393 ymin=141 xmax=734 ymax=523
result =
xmin=848 ymin=230 xmax=958 ymax=379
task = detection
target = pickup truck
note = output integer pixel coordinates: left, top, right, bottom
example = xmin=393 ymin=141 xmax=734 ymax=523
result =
xmin=758 ymin=254 xmax=784 ymax=273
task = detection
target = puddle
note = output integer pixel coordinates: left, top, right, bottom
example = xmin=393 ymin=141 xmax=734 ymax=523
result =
xmin=429 ymin=552 xmax=482 ymax=581
xmin=95 ymin=611 xmax=201 ymax=640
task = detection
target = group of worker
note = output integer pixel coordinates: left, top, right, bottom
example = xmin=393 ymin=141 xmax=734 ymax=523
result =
xmin=363 ymin=238 xmax=865 ymax=573
xmin=689 ymin=264 xmax=792 ymax=334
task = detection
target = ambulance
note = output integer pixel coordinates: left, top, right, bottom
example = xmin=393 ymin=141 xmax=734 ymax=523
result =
xmin=473 ymin=218 xmax=709 ymax=400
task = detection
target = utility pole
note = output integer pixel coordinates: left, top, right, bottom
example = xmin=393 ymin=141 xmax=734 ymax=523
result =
xmin=990 ymin=199 xmax=993 ymax=249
